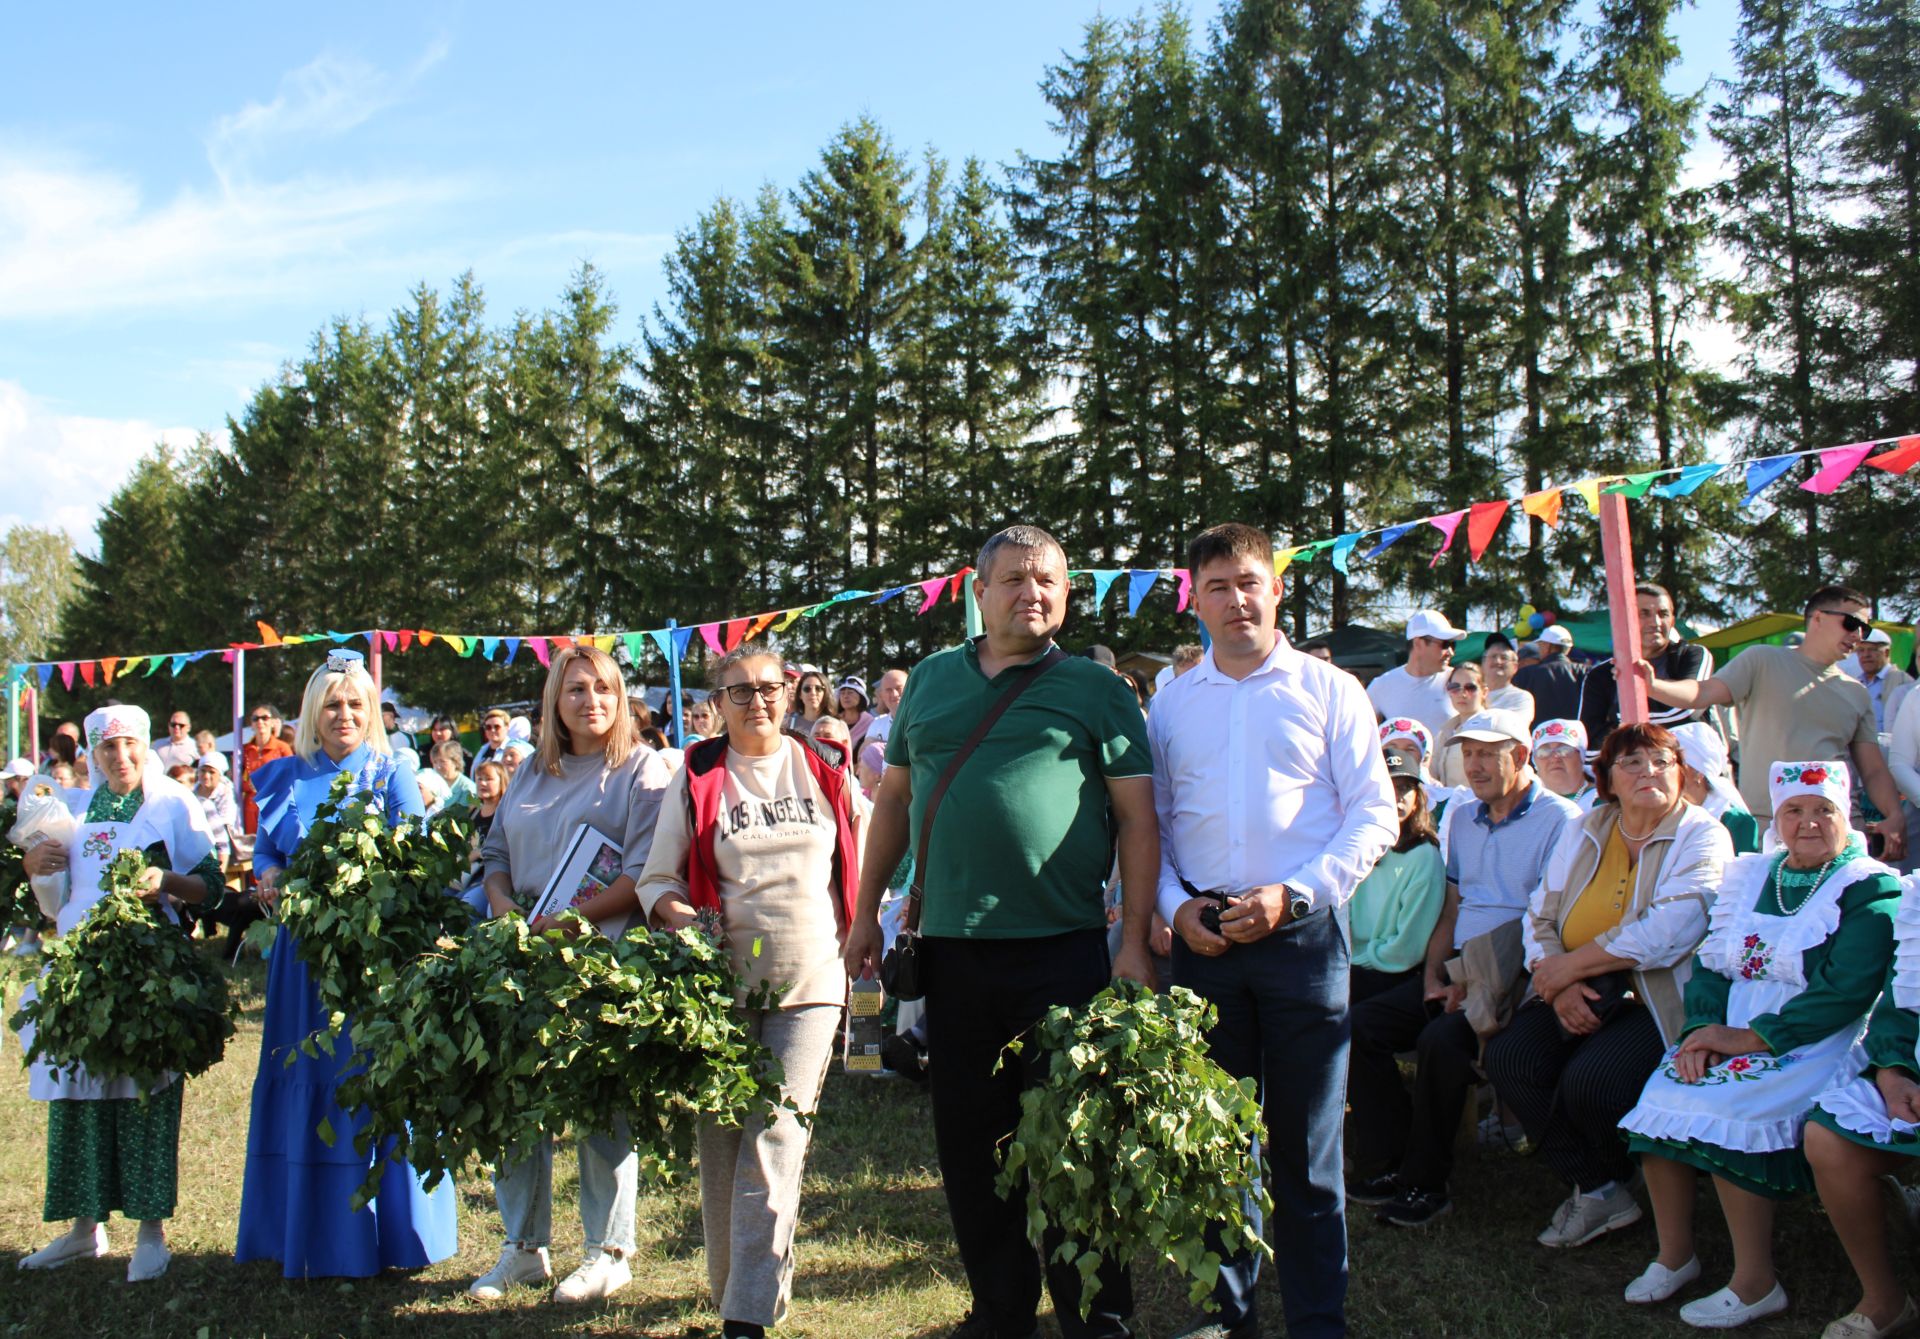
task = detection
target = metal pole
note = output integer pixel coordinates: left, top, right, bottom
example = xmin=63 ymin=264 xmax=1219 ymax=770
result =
xmin=231 ymin=648 xmax=246 ymax=785
xmin=1599 ymin=493 xmax=1649 ymax=726
xmin=666 ymin=618 xmax=686 ymax=749
xmin=26 ymin=685 xmax=39 ymax=770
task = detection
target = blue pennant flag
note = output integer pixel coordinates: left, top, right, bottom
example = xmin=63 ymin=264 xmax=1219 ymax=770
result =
xmin=871 ymin=586 xmax=908 ymax=604
xmin=1330 ymin=533 xmax=1364 ymax=575
xmin=1744 ymin=456 xmax=1798 ymax=504
xmin=1090 ymin=570 xmax=1123 ymax=608
xmin=168 ymin=656 xmax=186 ymax=677
xmin=481 ymin=637 xmax=500 ymax=662
xmin=649 ymin=627 xmax=694 ymax=663
xmin=1651 ymin=463 xmax=1725 ymax=499
xmin=1126 ymin=570 xmax=1160 ymax=616
xmin=503 ymin=637 xmax=521 ymax=664
xmin=327 ymin=630 xmax=353 ymax=644
xmin=37 ymin=663 xmax=54 ymax=689
xmin=1364 ymin=525 xmax=1416 ymax=560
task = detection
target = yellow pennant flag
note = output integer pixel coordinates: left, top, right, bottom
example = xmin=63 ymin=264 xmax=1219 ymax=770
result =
xmin=1274 ymin=547 xmax=1304 ymax=577
xmin=773 ymin=608 xmax=804 ymax=633
xmin=1567 ymin=479 xmax=1603 ymax=515
xmin=591 ymin=635 xmax=616 ymax=653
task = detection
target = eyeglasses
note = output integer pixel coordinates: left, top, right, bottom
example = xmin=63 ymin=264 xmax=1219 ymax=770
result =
xmin=1613 ymin=753 xmax=1678 ymax=774
xmin=722 ymin=682 xmax=786 ymax=706
xmin=250 ymin=715 xmax=272 ymax=723
xmin=1815 ymin=608 xmax=1872 ymax=635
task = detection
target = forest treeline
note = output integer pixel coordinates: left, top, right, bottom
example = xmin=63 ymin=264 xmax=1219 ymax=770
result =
xmin=37 ymin=0 xmax=1920 ymax=723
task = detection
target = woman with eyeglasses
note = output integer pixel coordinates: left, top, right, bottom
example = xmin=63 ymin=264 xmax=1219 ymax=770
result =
xmin=1531 ymin=719 xmax=1597 ymax=811
xmin=469 ymin=645 xmax=671 ymax=1305
xmin=784 ymin=668 xmax=831 ymax=735
xmin=637 ymin=644 xmax=862 ymax=1339
xmin=1483 ymin=723 xmax=1731 ymax=1254
xmin=1432 ymin=664 xmax=1489 ymax=789
xmin=1614 ymin=760 xmax=1900 ymax=1327
xmin=238 ymin=703 xmax=292 ymax=834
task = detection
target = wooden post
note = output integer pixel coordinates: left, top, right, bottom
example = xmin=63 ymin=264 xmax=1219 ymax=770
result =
xmin=369 ymin=630 xmax=384 ymax=700
xmin=231 ymin=648 xmax=247 ymax=787
xmin=6 ymin=678 xmax=17 ymax=763
xmin=1599 ymin=493 xmax=1649 ymax=725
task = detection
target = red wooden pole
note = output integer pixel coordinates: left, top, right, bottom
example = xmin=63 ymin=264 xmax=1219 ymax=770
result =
xmin=1599 ymin=493 xmax=1649 ymax=725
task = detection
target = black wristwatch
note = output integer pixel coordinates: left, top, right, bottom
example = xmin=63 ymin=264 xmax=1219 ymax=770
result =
xmin=1286 ymin=887 xmax=1313 ymax=921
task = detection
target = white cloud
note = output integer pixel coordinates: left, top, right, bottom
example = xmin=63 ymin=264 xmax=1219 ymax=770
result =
xmin=0 ymin=380 xmax=213 ymax=551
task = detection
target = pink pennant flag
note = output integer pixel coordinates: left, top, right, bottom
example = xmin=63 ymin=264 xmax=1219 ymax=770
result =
xmin=698 ymin=623 xmax=725 ymax=656
xmin=58 ymin=661 xmax=75 ymax=690
xmin=1802 ymin=442 xmax=1877 ymax=494
xmin=1175 ymin=569 xmax=1192 ymax=613
xmin=916 ymin=576 xmax=946 ymax=614
xmin=1426 ymin=510 xmax=1467 ymax=568
xmin=529 ymin=637 xmax=551 ymax=668
xmin=380 ymin=630 xmax=399 ymax=652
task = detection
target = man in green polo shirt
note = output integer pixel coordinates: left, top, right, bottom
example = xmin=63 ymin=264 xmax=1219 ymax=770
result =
xmin=844 ymin=524 xmax=1159 ymax=1339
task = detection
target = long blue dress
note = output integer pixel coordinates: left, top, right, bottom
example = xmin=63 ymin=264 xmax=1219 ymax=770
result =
xmin=234 ymin=743 xmax=458 ymax=1278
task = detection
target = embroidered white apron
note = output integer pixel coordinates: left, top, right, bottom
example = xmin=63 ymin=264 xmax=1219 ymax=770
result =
xmin=1817 ymin=872 xmax=1920 ymax=1144
xmin=1620 ymin=853 xmax=1885 ymax=1154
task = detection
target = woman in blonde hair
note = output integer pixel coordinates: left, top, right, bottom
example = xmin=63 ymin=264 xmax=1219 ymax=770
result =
xmin=235 ymin=649 xmax=457 ymax=1278
xmin=469 ymin=644 xmax=672 ymax=1304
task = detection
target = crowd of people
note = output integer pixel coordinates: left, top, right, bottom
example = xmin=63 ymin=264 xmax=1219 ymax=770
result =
xmin=5 ymin=524 xmax=1920 ymax=1339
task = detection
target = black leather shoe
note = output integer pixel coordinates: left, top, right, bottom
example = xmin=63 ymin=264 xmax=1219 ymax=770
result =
xmin=1376 ymin=1187 xmax=1453 ymax=1227
xmin=1345 ymin=1170 xmax=1408 ymax=1206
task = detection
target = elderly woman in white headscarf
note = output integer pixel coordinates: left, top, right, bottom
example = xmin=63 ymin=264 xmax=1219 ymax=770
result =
xmin=1671 ymin=723 xmax=1760 ymax=856
xmin=14 ymin=706 xmax=223 ymax=1283
xmin=1617 ymin=761 xmax=1901 ymax=1328
xmin=1531 ymin=718 xmax=1595 ymax=811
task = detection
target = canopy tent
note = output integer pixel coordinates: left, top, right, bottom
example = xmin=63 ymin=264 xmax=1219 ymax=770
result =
xmin=1305 ymin=624 xmax=1406 ymax=673
xmin=1455 ymin=615 xmax=1642 ymax=662
xmin=1698 ymin=612 xmax=1916 ymax=671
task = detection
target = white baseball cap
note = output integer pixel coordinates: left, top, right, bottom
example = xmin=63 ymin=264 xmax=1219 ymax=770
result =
xmin=1538 ymin=625 xmax=1574 ymax=648
xmin=195 ymin=752 xmax=230 ymax=775
xmin=1405 ymin=610 xmax=1467 ymax=642
xmin=1865 ymin=627 xmax=1892 ymax=645
xmin=1446 ymin=708 xmax=1532 ymax=749
xmin=4 ymin=757 xmax=32 ymax=778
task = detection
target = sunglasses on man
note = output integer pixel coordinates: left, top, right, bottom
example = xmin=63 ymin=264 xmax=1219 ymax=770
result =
xmin=1815 ymin=608 xmax=1872 ymax=635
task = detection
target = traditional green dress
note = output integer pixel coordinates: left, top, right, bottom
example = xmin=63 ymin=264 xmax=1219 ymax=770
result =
xmin=1810 ymin=878 xmax=1920 ymax=1152
xmin=1620 ymin=839 xmax=1899 ymax=1197
xmin=27 ymin=779 xmax=223 ymax=1222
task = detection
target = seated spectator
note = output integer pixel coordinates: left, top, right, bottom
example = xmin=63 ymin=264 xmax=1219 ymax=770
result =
xmin=684 ymin=696 xmax=719 ymax=741
xmin=428 ymin=741 xmax=475 ymax=810
xmin=1532 ymin=719 xmax=1596 ymax=810
xmin=1350 ymin=752 xmax=1447 ymax=1004
xmin=1618 ymin=762 xmax=1899 ymax=1327
xmin=417 ymin=765 xmax=451 ymax=816
xmin=1349 ymin=708 xmax=1580 ymax=1226
xmin=1434 ymin=664 xmax=1490 ymax=789
xmin=471 ymin=760 xmax=508 ymax=849
xmin=1892 ymin=685 xmax=1920 ymax=875
xmin=380 ymin=701 xmax=407 ymax=751
xmin=1381 ymin=717 xmax=1456 ymax=823
xmin=1579 ymin=583 xmax=1714 ymax=755
xmin=1482 ymin=634 xmax=1536 ymax=724
xmin=1367 ymin=611 xmax=1466 ymax=734
xmin=1805 ymin=889 xmax=1920 ymax=1339
xmin=166 ymin=763 xmax=196 ymax=787
xmin=1671 ymin=723 xmax=1760 ymax=855
xmin=1515 ymin=625 xmax=1585 ymax=724
xmin=1848 ymin=627 xmax=1911 ymax=734
xmin=470 ymin=708 xmax=533 ymax=777
xmin=191 ymin=755 xmax=238 ymax=857
xmin=1484 ymin=724 xmax=1730 ymax=1250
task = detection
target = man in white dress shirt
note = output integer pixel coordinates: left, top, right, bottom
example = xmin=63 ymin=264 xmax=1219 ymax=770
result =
xmin=1366 ymin=610 xmax=1466 ymax=734
xmin=151 ymin=710 xmax=199 ymax=771
xmin=1151 ymin=523 xmax=1399 ymax=1339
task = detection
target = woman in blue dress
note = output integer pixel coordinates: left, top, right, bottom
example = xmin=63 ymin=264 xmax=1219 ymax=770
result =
xmin=234 ymin=649 xmax=458 ymax=1278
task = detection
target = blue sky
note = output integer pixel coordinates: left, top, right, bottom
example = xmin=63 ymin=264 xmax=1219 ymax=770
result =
xmin=2 ymin=1 xmax=1735 ymax=544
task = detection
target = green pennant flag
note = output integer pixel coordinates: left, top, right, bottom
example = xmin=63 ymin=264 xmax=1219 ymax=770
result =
xmin=1604 ymin=472 xmax=1663 ymax=498
xmin=622 ymin=632 xmax=644 ymax=663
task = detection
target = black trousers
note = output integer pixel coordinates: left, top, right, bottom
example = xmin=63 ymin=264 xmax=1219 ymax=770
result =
xmin=187 ymin=892 xmax=263 ymax=961
xmin=1483 ymin=996 xmax=1664 ymax=1192
xmin=1351 ymin=964 xmax=1417 ymax=1007
xmin=923 ymin=929 xmax=1132 ymax=1339
xmin=1348 ymin=973 xmax=1482 ymax=1192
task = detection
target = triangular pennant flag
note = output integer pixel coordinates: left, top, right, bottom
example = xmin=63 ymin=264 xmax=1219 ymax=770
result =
xmin=649 ymin=627 xmax=695 ymax=662
xmin=1426 ymin=511 xmax=1468 ymax=567
xmin=396 ymin=630 xmax=414 ymax=652
xmin=326 ymin=630 xmax=352 ymax=644
xmin=380 ymin=630 xmax=399 ymax=652
xmin=190 ymin=650 xmax=211 ymax=663
xmin=255 ymin=621 xmax=280 ymax=647
xmin=949 ymin=569 xmax=971 ymax=602
xmin=99 ymin=657 xmax=121 ymax=684
xmin=1090 ymin=570 xmax=1123 ymax=609
xmin=590 ymin=635 xmax=616 ymax=653
xmin=550 ymin=636 xmax=574 ymax=652
xmin=417 ymin=630 xmax=436 ymax=647
xmin=1744 ymin=455 xmax=1798 ymax=503
xmin=1802 ymin=442 xmax=1877 ymax=494
xmin=221 ymin=649 xmax=235 ymax=664
xmin=1175 ymin=569 xmax=1192 ymax=612
xmin=529 ymin=636 xmax=551 ymax=668
xmin=141 ymin=655 xmax=163 ymax=676
xmin=623 ymin=632 xmax=645 ymax=662
xmin=723 ymin=619 xmax=750 ymax=653
xmin=1127 ymin=570 xmax=1161 ymax=615
xmin=773 ymin=608 xmax=804 ymax=633
xmin=1604 ymin=472 xmax=1663 ymax=498
xmin=503 ymin=636 xmax=521 ymax=664
xmin=917 ymin=576 xmax=947 ymax=614
xmin=362 ymin=630 xmax=379 ymax=650
xmin=454 ymin=635 xmax=477 ymax=658
xmin=1520 ymin=489 xmax=1564 ymax=528
xmin=745 ymin=613 xmax=779 ymax=641
xmin=59 ymin=662 xmax=75 ymax=690
xmin=1466 ymin=500 xmax=1511 ymax=561
xmin=79 ymin=661 xmax=96 ymax=687
xmin=172 ymin=655 xmax=188 ymax=676
xmin=1364 ymin=524 xmax=1417 ymax=559
xmin=1651 ymin=463 xmax=1725 ymax=498
xmin=1568 ymin=480 xmax=1603 ymax=514
xmin=1273 ymin=547 xmax=1304 ymax=577
xmin=698 ymin=623 xmax=725 ymax=656
xmin=1329 ymin=535 xmax=1363 ymax=576
xmin=38 ymin=663 xmax=54 ymax=688
xmin=870 ymin=585 xmax=908 ymax=604
xmin=481 ymin=637 xmax=500 ymax=661
xmin=1867 ymin=435 xmax=1920 ymax=475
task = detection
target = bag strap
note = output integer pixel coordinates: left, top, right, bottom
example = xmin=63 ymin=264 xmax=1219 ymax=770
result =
xmin=904 ymin=642 xmax=1069 ymax=931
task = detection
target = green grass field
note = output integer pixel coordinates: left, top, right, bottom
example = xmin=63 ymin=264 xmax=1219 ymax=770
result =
xmin=0 ymin=952 xmax=1895 ymax=1337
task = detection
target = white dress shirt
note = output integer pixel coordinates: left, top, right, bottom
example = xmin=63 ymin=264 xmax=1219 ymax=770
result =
xmin=1150 ymin=634 xmax=1399 ymax=926
xmin=1366 ymin=664 xmax=1453 ymax=734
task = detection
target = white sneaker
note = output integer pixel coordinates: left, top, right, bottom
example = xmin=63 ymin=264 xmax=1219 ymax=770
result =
xmin=18 ymin=1223 xmax=108 ymax=1271
xmin=469 ymin=1244 xmax=552 ymax=1299
xmin=551 ymin=1250 xmax=631 ymax=1304
xmin=127 ymin=1237 xmax=171 ymax=1282
xmin=1625 ymin=1255 xmax=1701 ymax=1304
xmin=1679 ymin=1282 xmax=1789 ymax=1329
xmin=1536 ymin=1185 xmax=1643 ymax=1248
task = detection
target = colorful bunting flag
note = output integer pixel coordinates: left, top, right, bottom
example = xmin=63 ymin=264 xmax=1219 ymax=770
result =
xmin=170 ymin=655 xmax=187 ymax=677
xmin=744 ymin=613 xmax=779 ymax=641
xmin=1568 ymin=480 xmax=1603 ymax=515
xmin=917 ymin=576 xmax=946 ymax=614
xmin=1364 ymin=524 xmax=1417 ymax=559
xmin=1175 ymin=569 xmax=1192 ymax=613
xmin=1426 ymin=511 xmax=1467 ymax=567
xmin=38 ymin=664 xmax=54 ymax=689
xmin=79 ymin=662 xmax=96 ymax=687
xmin=1330 ymin=534 xmax=1363 ymax=576
xmin=773 ymin=608 xmax=804 ymax=633
xmin=1604 ymin=473 xmax=1663 ymax=499
xmin=100 ymin=657 xmax=121 ymax=684
xmin=1521 ymin=489 xmax=1563 ymax=528
xmin=722 ymin=619 xmax=749 ymax=653
xmin=418 ymin=630 xmax=436 ymax=647
xmin=1867 ymin=436 xmax=1920 ymax=474
xmin=142 ymin=656 xmax=163 ymax=677
xmin=1090 ymin=570 xmax=1122 ymax=608
xmin=256 ymin=621 xmax=280 ymax=647
xmin=529 ymin=637 xmax=551 ymax=668
xmin=397 ymin=630 xmax=414 ymax=652
xmin=481 ymin=637 xmax=500 ymax=662
xmin=1466 ymin=501 xmax=1510 ymax=562
xmin=1651 ymin=463 xmax=1725 ymax=498
xmin=1273 ymin=547 xmax=1304 ymax=577
xmin=59 ymin=663 xmax=75 ymax=690
xmin=1803 ymin=442 xmax=1878 ymax=494
xmin=698 ymin=623 xmax=725 ymax=656
xmin=1744 ymin=455 xmax=1798 ymax=503
xmin=1127 ymin=570 xmax=1160 ymax=614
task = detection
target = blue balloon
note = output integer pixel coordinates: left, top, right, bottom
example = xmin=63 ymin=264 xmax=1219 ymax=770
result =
xmin=1528 ymin=612 xmax=1547 ymax=631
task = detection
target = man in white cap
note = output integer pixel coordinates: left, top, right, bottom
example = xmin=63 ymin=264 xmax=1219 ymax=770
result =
xmin=1848 ymin=627 xmax=1911 ymax=733
xmin=1367 ymin=610 xmax=1466 ymax=734
xmin=1349 ymin=707 xmax=1579 ymax=1228
xmin=1514 ymin=624 xmax=1585 ymax=724
xmin=5 ymin=755 xmax=33 ymax=801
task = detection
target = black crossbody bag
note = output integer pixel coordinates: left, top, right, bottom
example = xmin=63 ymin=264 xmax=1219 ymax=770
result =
xmin=880 ymin=644 xmax=1069 ymax=1001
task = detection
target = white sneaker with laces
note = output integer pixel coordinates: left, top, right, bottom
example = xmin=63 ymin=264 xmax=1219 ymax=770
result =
xmin=18 ymin=1223 xmax=108 ymax=1271
xmin=1625 ymin=1255 xmax=1701 ymax=1304
xmin=1679 ymin=1282 xmax=1788 ymax=1329
xmin=1536 ymin=1184 xmax=1643 ymax=1248
xmin=468 ymin=1244 xmax=552 ymax=1299
xmin=552 ymin=1249 xmax=631 ymax=1304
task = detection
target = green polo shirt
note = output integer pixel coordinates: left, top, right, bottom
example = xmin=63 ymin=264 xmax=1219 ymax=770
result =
xmin=886 ymin=639 xmax=1150 ymax=938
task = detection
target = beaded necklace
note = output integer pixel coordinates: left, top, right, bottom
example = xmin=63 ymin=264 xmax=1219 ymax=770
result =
xmin=1771 ymin=853 xmax=1840 ymax=916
